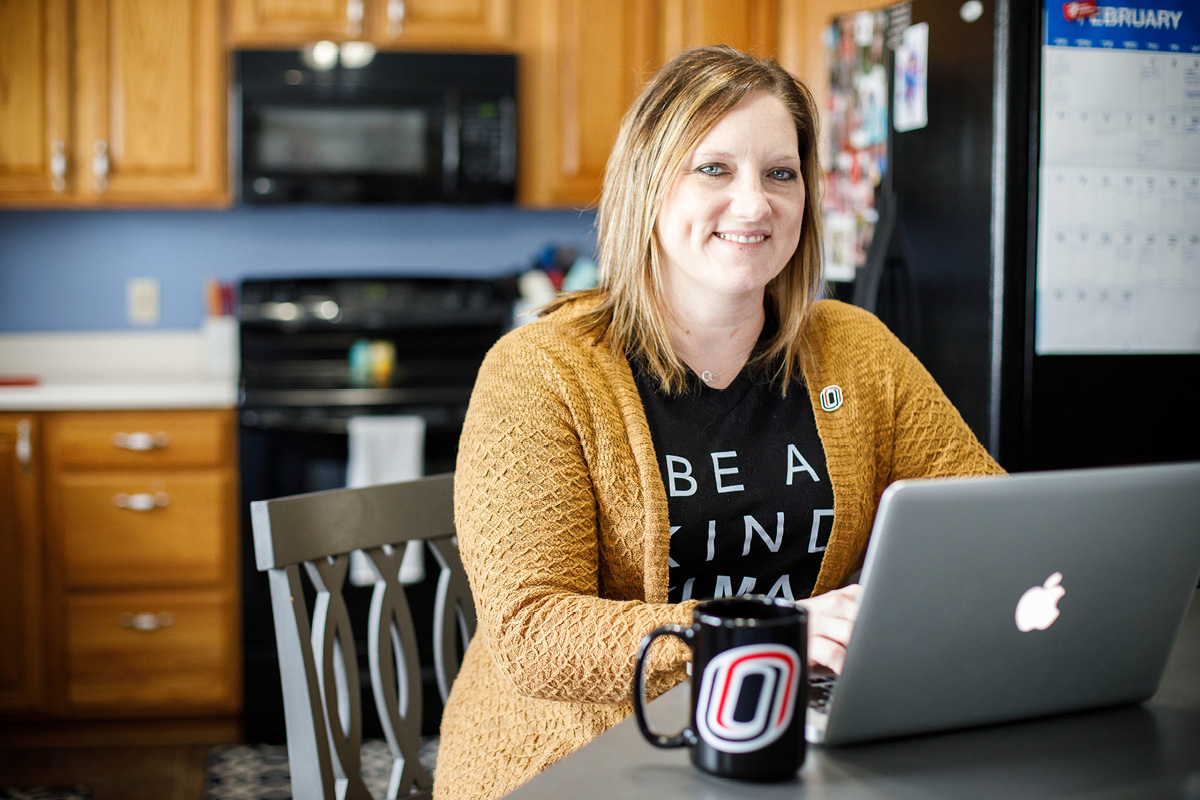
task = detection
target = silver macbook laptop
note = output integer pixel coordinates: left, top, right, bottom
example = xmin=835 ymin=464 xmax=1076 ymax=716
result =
xmin=806 ymin=460 xmax=1200 ymax=745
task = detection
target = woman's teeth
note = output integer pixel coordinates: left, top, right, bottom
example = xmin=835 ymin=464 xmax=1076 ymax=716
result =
xmin=715 ymin=233 xmax=766 ymax=244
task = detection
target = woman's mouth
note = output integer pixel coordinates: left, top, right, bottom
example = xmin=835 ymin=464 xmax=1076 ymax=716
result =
xmin=714 ymin=232 xmax=767 ymax=244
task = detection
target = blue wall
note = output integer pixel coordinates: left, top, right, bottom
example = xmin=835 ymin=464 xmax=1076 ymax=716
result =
xmin=0 ymin=206 xmax=596 ymax=332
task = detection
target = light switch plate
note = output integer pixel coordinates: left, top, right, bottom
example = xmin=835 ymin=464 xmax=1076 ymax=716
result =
xmin=127 ymin=278 xmax=160 ymax=325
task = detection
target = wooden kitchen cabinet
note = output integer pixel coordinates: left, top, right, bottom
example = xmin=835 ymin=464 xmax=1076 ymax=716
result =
xmin=38 ymin=409 xmax=241 ymax=719
xmin=516 ymin=0 xmax=792 ymax=208
xmin=229 ymin=0 xmax=514 ymax=49
xmin=0 ymin=0 xmax=71 ymax=204
xmin=228 ymin=0 xmax=362 ymax=42
xmin=656 ymin=0 xmax=779 ymax=61
xmin=0 ymin=0 xmax=227 ymax=207
xmin=516 ymin=0 xmax=656 ymax=208
xmin=0 ymin=415 xmax=44 ymax=714
xmin=58 ymin=471 xmax=230 ymax=589
xmin=65 ymin=589 xmax=237 ymax=713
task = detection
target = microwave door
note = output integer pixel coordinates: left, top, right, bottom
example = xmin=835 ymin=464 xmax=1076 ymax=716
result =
xmin=234 ymin=50 xmax=517 ymax=205
xmin=442 ymin=89 xmax=461 ymax=200
xmin=241 ymin=92 xmax=445 ymax=203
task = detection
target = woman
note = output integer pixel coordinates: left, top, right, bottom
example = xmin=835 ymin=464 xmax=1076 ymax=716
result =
xmin=434 ymin=45 xmax=1002 ymax=800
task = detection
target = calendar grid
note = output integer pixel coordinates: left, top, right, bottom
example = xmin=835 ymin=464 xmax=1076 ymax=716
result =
xmin=1035 ymin=2 xmax=1199 ymax=354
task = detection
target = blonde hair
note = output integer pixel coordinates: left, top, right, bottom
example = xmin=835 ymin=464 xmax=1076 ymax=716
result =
xmin=554 ymin=45 xmax=825 ymax=395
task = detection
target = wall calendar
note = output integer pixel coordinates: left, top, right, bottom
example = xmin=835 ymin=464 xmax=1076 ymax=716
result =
xmin=1035 ymin=0 xmax=1199 ymax=354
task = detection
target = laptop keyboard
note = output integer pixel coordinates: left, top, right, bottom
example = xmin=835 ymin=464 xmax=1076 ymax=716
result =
xmin=807 ymin=667 xmax=838 ymax=712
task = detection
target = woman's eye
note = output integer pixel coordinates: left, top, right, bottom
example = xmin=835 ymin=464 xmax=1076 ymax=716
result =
xmin=770 ymin=168 xmax=798 ymax=181
xmin=696 ymin=164 xmax=725 ymax=176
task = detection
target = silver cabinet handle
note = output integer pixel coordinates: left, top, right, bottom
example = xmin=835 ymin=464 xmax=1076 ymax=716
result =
xmin=346 ymin=0 xmax=364 ymax=36
xmin=92 ymin=140 xmax=109 ymax=193
xmin=16 ymin=419 xmax=33 ymax=474
xmin=50 ymin=141 xmax=67 ymax=192
xmin=113 ymin=491 xmax=170 ymax=511
xmin=120 ymin=611 xmax=175 ymax=632
xmin=111 ymin=431 xmax=170 ymax=450
xmin=387 ymin=0 xmax=405 ymax=37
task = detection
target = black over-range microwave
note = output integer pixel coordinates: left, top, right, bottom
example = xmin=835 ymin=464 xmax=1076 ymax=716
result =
xmin=234 ymin=49 xmax=516 ymax=204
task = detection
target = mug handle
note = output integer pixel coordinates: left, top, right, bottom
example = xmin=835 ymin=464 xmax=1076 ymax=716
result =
xmin=632 ymin=624 xmax=697 ymax=749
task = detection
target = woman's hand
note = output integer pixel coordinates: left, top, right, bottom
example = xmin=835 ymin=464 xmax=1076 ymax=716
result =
xmin=797 ymin=584 xmax=862 ymax=674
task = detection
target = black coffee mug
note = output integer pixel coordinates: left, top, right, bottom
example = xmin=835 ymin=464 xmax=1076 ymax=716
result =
xmin=632 ymin=595 xmax=807 ymax=781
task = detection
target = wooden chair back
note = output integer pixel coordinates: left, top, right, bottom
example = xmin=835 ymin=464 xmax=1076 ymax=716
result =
xmin=250 ymin=472 xmax=473 ymax=800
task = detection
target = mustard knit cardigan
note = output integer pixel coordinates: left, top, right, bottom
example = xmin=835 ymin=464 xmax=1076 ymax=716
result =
xmin=434 ymin=299 xmax=1003 ymax=800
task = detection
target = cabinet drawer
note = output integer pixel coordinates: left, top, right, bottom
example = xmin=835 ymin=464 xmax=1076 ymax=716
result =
xmin=60 ymin=472 xmax=231 ymax=588
xmin=65 ymin=590 xmax=238 ymax=714
xmin=50 ymin=410 xmax=232 ymax=469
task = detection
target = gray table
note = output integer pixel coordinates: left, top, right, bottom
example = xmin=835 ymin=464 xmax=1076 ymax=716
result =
xmin=505 ymin=591 xmax=1200 ymax=799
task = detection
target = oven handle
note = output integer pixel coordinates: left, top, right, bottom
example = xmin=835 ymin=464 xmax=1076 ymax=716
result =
xmin=240 ymin=408 xmax=461 ymax=434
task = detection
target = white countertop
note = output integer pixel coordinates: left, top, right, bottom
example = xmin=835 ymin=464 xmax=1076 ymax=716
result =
xmin=0 ymin=379 xmax=237 ymax=411
xmin=0 ymin=325 xmax=238 ymax=411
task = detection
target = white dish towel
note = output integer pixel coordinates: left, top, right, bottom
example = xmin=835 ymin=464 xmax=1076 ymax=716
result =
xmin=346 ymin=415 xmax=427 ymax=586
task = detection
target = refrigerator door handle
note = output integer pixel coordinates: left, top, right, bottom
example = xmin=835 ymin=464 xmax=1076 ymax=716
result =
xmin=854 ymin=188 xmax=898 ymax=314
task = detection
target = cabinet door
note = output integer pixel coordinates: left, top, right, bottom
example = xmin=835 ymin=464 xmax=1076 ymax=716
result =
xmin=73 ymin=0 xmax=227 ymax=205
xmin=657 ymin=0 xmax=778 ymax=60
xmin=519 ymin=0 xmax=655 ymax=208
xmin=0 ymin=415 xmax=44 ymax=713
xmin=58 ymin=471 xmax=231 ymax=589
xmin=371 ymin=0 xmax=513 ymax=48
xmin=0 ymin=0 xmax=73 ymax=204
xmin=231 ymin=0 xmax=513 ymax=47
xmin=51 ymin=409 xmax=232 ymax=471
xmin=229 ymin=0 xmax=367 ymax=44
xmin=65 ymin=589 xmax=239 ymax=714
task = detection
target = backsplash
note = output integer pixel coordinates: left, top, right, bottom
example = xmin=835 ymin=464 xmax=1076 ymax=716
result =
xmin=0 ymin=206 xmax=596 ymax=332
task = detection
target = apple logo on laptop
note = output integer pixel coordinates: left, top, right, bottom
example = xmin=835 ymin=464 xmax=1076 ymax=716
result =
xmin=1015 ymin=572 xmax=1065 ymax=632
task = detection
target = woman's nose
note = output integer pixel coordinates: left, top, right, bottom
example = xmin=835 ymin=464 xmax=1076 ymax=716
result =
xmin=728 ymin=175 xmax=771 ymax=219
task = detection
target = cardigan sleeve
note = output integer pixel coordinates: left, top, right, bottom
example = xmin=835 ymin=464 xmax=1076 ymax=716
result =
xmin=454 ymin=326 xmax=693 ymax=706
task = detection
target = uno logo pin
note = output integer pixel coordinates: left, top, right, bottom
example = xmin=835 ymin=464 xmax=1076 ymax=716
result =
xmin=820 ymin=384 xmax=843 ymax=412
xmin=695 ymin=643 xmax=801 ymax=753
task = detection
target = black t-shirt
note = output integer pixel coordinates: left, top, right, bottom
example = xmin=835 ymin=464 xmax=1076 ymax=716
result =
xmin=630 ymin=353 xmax=834 ymax=603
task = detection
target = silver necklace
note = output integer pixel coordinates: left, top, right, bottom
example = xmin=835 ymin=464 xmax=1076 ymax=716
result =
xmin=700 ymin=369 xmax=717 ymax=384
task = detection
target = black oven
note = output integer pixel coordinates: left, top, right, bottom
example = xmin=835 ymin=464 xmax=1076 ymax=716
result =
xmin=238 ymin=276 xmax=514 ymax=743
xmin=235 ymin=50 xmax=517 ymax=204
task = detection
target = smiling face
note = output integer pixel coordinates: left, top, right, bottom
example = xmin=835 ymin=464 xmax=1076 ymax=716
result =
xmin=654 ymin=90 xmax=806 ymax=315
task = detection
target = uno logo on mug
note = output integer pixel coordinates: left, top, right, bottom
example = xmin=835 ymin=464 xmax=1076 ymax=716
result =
xmin=695 ymin=643 xmax=802 ymax=753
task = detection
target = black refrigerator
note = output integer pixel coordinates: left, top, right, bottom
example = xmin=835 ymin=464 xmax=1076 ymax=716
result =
xmin=823 ymin=0 xmax=1199 ymax=472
